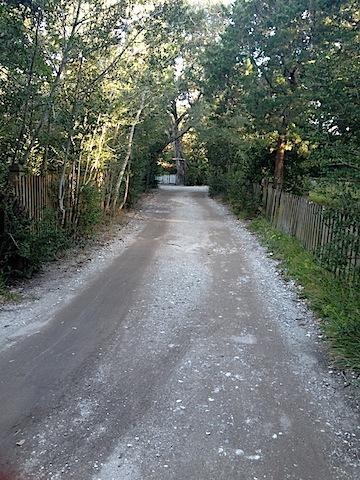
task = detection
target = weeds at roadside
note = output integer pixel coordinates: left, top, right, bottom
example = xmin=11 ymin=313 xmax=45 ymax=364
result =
xmin=249 ymin=217 xmax=360 ymax=374
xmin=0 ymin=275 xmax=22 ymax=305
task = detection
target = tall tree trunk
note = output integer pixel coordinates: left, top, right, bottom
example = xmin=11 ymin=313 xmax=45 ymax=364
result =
xmin=174 ymin=136 xmax=186 ymax=186
xmin=111 ymin=93 xmax=146 ymax=212
xmin=274 ymin=133 xmax=286 ymax=188
xmin=58 ymin=56 xmax=83 ymax=226
xmin=118 ymin=167 xmax=131 ymax=211
xmin=171 ymin=101 xmax=186 ymax=186
xmin=83 ymin=114 xmax=101 ymax=185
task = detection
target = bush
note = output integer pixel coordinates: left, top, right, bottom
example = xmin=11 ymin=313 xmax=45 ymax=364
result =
xmin=225 ymin=164 xmax=260 ymax=218
xmin=76 ymin=184 xmax=103 ymax=236
xmin=18 ymin=210 xmax=70 ymax=271
xmin=0 ymin=190 xmax=70 ymax=279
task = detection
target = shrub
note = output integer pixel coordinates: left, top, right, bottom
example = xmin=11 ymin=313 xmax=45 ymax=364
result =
xmin=76 ymin=184 xmax=103 ymax=237
xmin=0 ymin=190 xmax=70 ymax=279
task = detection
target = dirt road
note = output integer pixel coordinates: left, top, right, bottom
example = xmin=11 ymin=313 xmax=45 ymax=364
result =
xmin=0 ymin=187 xmax=359 ymax=479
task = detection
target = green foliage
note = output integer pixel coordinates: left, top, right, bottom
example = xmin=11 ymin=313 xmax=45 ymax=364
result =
xmin=183 ymin=132 xmax=209 ymax=186
xmin=18 ymin=210 xmax=70 ymax=272
xmin=201 ymin=118 xmax=268 ymax=214
xmin=224 ymin=165 xmax=260 ymax=218
xmin=0 ymin=0 xmax=207 ymax=277
xmin=310 ymin=180 xmax=360 ymax=207
xmin=186 ymin=155 xmax=209 ymax=186
xmin=1 ymin=191 xmax=31 ymax=277
xmin=250 ymin=217 xmax=360 ymax=372
xmin=76 ymin=185 xmax=103 ymax=237
xmin=0 ymin=273 xmax=10 ymax=300
xmin=129 ymin=155 xmax=150 ymax=205
xmin=0 ymin=191 xmax=70 ymax=279
xmin=1 ymin=0 xmax=359 ymax=286
xmin=317 ymin=187 xmax=360 ymax=282
xmin=200 ymin=0 xmax=359 ymax=194
xmin=0 ymin=273 xmax=21 ymax=303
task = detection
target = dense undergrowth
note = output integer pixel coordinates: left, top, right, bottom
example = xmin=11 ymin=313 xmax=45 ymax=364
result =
xmin=249 ymin=217 xmax=360 ymax=373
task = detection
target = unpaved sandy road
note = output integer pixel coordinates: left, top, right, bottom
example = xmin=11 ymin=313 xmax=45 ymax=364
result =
xmin=0 ymin=186 xmax=359 ymax=479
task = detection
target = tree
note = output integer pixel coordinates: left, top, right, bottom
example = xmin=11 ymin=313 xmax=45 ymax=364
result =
xmin=200 ymin=0 xmax=359 ymax=199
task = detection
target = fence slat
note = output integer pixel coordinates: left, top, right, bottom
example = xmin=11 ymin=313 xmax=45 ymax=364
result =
xmin=11 ymin=173 xmax=55 ymax=223
xmin=254 ymin=183 xmax=359 ymax=286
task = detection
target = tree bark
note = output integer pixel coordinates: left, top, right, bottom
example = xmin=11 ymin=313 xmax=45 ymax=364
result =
xmin=58 ymin=55 xmax=84 ymax=226
xmin=111 ymin=93 xmax=146 ymax=212
xmin=174 ymin=136 xmax=186 ymax=186
xmin=118 ymin=167 xmax=131 ymax=211
xmin=170 ymin=101 xmax=186 ymax=186
xmin=274 ymin=133 xmax=286 ymax=189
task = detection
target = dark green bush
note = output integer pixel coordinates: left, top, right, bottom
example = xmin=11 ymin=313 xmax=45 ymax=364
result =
xmin=1 ymin=189 xmax=70 ymax=278
xmin=18 ymin=210 xmax=70 ymax=271
xmin=76 ymin=184 xmax=103 ymax=236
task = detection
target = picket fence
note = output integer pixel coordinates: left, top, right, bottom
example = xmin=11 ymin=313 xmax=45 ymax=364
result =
xmin=8 ymin=173 xmax=359 ymax=284
xmin=254 ymin=183 xmax=359 ymax=285
xmin=12 ymin=172 xmax=55 ymax=222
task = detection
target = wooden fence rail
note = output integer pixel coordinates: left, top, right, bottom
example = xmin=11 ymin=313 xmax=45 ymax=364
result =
xmin=254 ymin=183 xmax=359 ymax=285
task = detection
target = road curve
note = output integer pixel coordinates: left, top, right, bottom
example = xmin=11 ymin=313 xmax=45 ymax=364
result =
xmin=0 ymin=186 xmax=359 ymax=479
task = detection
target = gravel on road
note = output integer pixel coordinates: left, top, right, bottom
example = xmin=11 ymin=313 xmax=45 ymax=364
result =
xmin=0 ymin=186 xmax=359 ymax=480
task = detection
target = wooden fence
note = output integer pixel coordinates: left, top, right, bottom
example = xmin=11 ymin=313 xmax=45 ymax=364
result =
xmin=11 ymin=172 xmax=55 ymax=223
xmin=9 ymin=171 xmax=111 ymax=230
xmin=7 ymin=173 xmax=360 ymax=284
xmin=254 ymin=183 xmax=359 ymax=285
